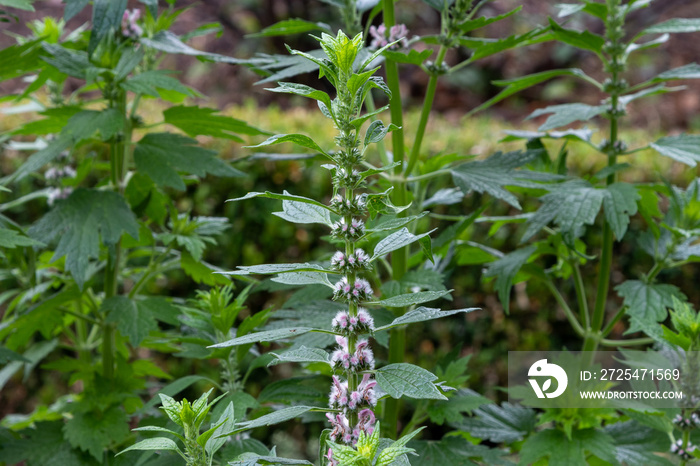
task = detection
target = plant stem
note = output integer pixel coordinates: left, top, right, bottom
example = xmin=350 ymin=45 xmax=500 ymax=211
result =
xmin=404 ymin=45 xmax=448 ymax=177
xmin=571 ymin=261 xmax=590 ymax=329
xmin=543 ymin=280 xmax=585 ymax=338
xmin=382 ymin=0 xmax=406 ymax=440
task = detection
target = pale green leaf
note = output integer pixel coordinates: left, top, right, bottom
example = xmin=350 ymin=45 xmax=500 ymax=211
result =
xmin=370 ymin=290 xmax=453 ymax=308
xmin=116 ymin=437 xmax=181 ymax=457
xmin=249 ymin=18 xmax=331 ymax=37
xmin=246 ymin=133 xmax=331 ymax=159
xmin=519 ymin=428 xmax=619 ymax=466
xmin=163 ymin=105 xmax=265 ymax=141
xmin=273 ymin=199 xmax=332 ymax=225
xmin=528 ymin=103 xmax=606 ymax=131
xmin=228 ymin=191 xmax=335 ymax=213
xmin=650 ymin=134 xmax=700 ymax=166
xmin=375 ymin=306 xmax=477 ymax=332
xmin=269 ymin=346 xmax=330 ymax=366
xmin=142 ymin=31 xmax=244 ymax=64
xmin=371 ymin=227 xmax=435 ymax=261
xmin=644 ymin=18 xmax=700 ymax=35
xmin=455 ymin=402 xmax=537 ymax=444
xmin=208 ymin=327 xmax=318 ymax=348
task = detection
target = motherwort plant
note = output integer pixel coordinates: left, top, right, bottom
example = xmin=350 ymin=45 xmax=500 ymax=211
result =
xmin=209 ymin=30 xmax=475 ymax=465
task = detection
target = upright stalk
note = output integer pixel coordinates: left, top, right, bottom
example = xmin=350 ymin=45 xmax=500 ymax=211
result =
xmin=583 ymin=0 xmax=625 ymax=353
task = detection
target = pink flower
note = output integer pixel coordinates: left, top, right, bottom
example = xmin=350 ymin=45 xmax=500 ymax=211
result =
xmin=121 ymin=9 xmax=143 ymax=38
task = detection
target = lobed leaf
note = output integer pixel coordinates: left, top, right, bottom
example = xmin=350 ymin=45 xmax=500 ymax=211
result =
xmin=617 ymin=280 xmax=687 ymax=334
xmin=483 ymin=246 xmax=536 ymax=314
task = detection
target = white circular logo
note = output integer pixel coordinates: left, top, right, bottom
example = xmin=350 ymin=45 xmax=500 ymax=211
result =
xmin=528 ymin=359 xmax=568 ymax=398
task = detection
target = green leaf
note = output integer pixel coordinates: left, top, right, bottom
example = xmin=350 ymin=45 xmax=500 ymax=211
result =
xmin=523 ymin=180 xmax=606 ymax=241
xmin=0 ymin=421 xmax=90 ymax=465
xmin=459 ymin=6 xmax=522 ymax=33
xmin=520 ymin=428 xmax=619 ymax=466
xmin=163 ymin=105 xmax=265 ymax=141
xmin=142 ymin=30 xmax=244 ymax=64
xmin=209 ymin=327 xmax=318 ymax=348
xmin=267 ymin=82 xmax=332 ymax=110
xmin=469 ymin=68 xmax=600 ymax=115
xmin=650 ymin=134 xmax=700 ymax=166
xmin=64 ymin=406 xmax=130 ymax=460
xmin=0 ymin=346 xmax=29 ymax=364
xmin=134 ymin=132 xmax=243 ymax=190
xmin=652 ymin=63 xmax=700 ymax=82
xmin=230 ymin=455 xmax=313 ymax=465
xmin=273 ymin=199 xmax=332 ymax=225
xmin=64 ymin=0 xmax=89 ymax=20
xmin=548 ymin=18 xmax=605 ymax=53
xmin=410 ymin=436 xmax=508 ymax=465
xmin=89 ymin=0 xmax=127 ymax=55
xmin=132 ymin=426 xmax=185 ymax=443
xmin=103 ymin=296 xmax=169 ymax=346
xmin=249 ymin=18 xmax=330 ymax=37
xmin=205 ymin=402 xmax=235 ymax=457
xmin=455 ymin=402 xmax=536 ymax=443
xmin=116 ymin=437 xmax=181 ymax=457
xmin=371 ymin=290 xmax=453 ymax=308
xmin=643 ymin=18 xmax=700 ymax=35
xmin=375 ymin=363 xmax=447 ymax=400
xmin=451 ymin=149 xmax=554 ymax=209
xmin=604 ymin=421 xmax=672 ymax=466
xmin=382 ymin=48 xmax=433 ymax=66
xmin=271 ymin=271 xmax=334 ymax=287
xmin=0 ymin=228 xmax=42 ymax=250
xmin=465 ymin=27 xmax=548 ymax=62
xmin=527 ymin=103 xmax=606 ymax=131
xmin=483 ymin=246 xmax=536 ymax=314
xmin=0 ymin=38 xmax=43 ymax=82
xmin=427 ymin=389 xmax=493 ymax=425
xmin=0 ymin=0 xmax=34 ymax=11
xmin=557 ymin=2 xmax=607 ymax=20
xmin=616 ymin=280 xmax=687 ymax=333
xmin=230 ymin=406 xmax=324 ymax=434
xmin=121 ymin=70 xmax=194 ymax=99
xmin=367 ymin=213 xmax=428 ymax=232
xmin=223 ymin=262 xmax=335 ymax=276
xmin=603 ymin=182 xmax=640 ymax=240
xmin=228 ymin=190 xmax=334 ymax=212
xmin=364 ymin=120 xmax=398 ymax=146
xmin=28 ymin=188 xmax=139 ymax=288
xmin=269 ymin=346 xmax=330 ymax=366
xmin=246 ymin=133 xmax=331 ymax=159
xmin=375 ymin=306 xmax=476 ymax=332
xmin=371 ymin=227 xmax=435 ymax=261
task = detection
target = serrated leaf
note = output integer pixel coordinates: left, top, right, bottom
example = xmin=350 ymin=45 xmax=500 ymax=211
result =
xmin=273 ymin=199 xmax=331 ymax=225
xmin=121 ymin=70 xmax=194 ymax=99
xmin=89 ymin=0 xmax=127 ymax=55
xmin=603 ymin=182 xmax=640 ymax=240
xmin=528 ymin=102 xmax=606 ymax=131
xmin=134 ymin=132 xmax=242 ymax=190
xmin=548 ymin=18 xmax=605 ymax=53
xmin=371 ymin=228 xmax=435 ymax=261
xmin=267 ymin=82 xmax=332 ymax=110
xmin=64 ymin=406 xmax=130 ymax=460
xmin=410 ymin=436 xmax=508 ymax=466
xmin=0 ymin=228 xmax=42 ymax=250
xmin=427 ymin=390 xmax=493 ymax=425
xmin=228 ymin=190 xmax=334 ymax=213
xmin=375 ymin=306 xmax=476 ymax=331
xmin=423 ymin=188 xmax=463 ymax=208
xmin=141 ymin=30 xmax=244 ymax=64
xmin=371 ymin=290 xmax=453 ymax=308
xmin=454 ymin=402 xmax=536 ymax=443
xmin=523 ymin=180 xmax=606 ymax=241
xmin=271 ymin=271 xmax=333 ymax=287
xmin=249 ymin=18 xmax=330 ymax=37
xmin=375 ymin=363 xmax=447 ymax=400
xmin=163 ymin=105 xmax=264 ymax=141
xmin=604 ymin=421 xmax=672 ymax=466
xmin=269 ymin=346 xmax=330 ymax=366
xmin=382 ymin=48 xmax=433 ymax=66
xmin=229 ymin=406 xmax=322 ymax=434
xmin=650 ymin=134 xmax=700 ymax=166
xmin=519 ymin=428 xmax=619 ymax=466
xmin=116 ymin=437 xmax=181 ymax=457
xmin=470 ymin=68 xmax=600 ymax=115
xmin=208 ymin=327 xmax=319 ymax=348
xmin=28 ymin=189 xmax=138 ymax=288
xmin=451 ymin=149 xmax=554 ymax=209
xmin=617 ymin=280 xmax=686 ymax=333
xmin=483 ymin=246 xmax=536 ymax=315
xmin=246 ymin=133 xmax=331 ymax=159
xmin=102 ymin=296 xmax=164 ymax=346
xmin=644 ymin=18 xmax=700 ymax=35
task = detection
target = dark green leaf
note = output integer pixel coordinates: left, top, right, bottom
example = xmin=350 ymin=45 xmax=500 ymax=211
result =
xmin=451 ymin=149 xmax=553 ymax=209
xmin=367 ymin=213 xmax=428 ymax=232
xmin=0 ymin=346 xmax=29 ymax=364
xmin=269 ymin=346 xmax=330 ymax=366
xmin=116 ymin=437 xmax=181 ymax=457
xmin=230 ymin=455 xmax=313 ymax=465
xmin=382 ymin=49 xmax=433 ymax=66
xmin=375 ymin=363 xmax=447 ymax=400
xmin=64 ymin=406 xmax=130 ymax=460
xmin=650 ymin=134 xmax=700 ymax=166
xmin=163 ymin=105 xmax=265 ymax=141
xmin=223 ymin=262 xmax=334 ymax=276
xmin=467 ymin=27 xmax=549 ymax=62
xmin=89 ymin=0 xmax=127 ymax=55
xmin=483 ymin=246 xmax=536 ymax=314
xmin=454 ymin=402 xmax=537 ymax=443
xmin=231 ymin=406 xmax=324 ymax=433
xmin=134 ymin=132 xmax=243 ymax=190
xmin=208 ymin=327 xmax=318 ymax=348
xmin=103 ymin=297 xmax=170 ymax=346
xmin=0 ymin=228 xmax=42 ymax=250
xmin=603 ymin=182 xmax=640 ymax=240
xmin=604 ymin=421 xmax=672 ymax=466
xmin=0 ymin=421 xmax=92 ymax=465
xmin=228 ymin=190 xmax=334 ymax=212
xmin=28 ymin=189 xmax=139 ymax=288
xmin=459 ymin=7 xmax=521 ymax=33
xmin=421 ymin=0 xmax=451 ymax=11
xmin=371 ymin=227 xmax=435 ymax=260
xmin=246 ymin=133 xmax=331 ymax=159
xmin=549 ymin=18 xmax=605 ymax=53
xmin=527 ymin=103 xmax=606 ymax=131
xmin=267 ymin=82 xmax=332 ymax=110
xmin=371 ymin=290 xmax=453 ymax=308
xmin=520 ymin=428 xmax=619 ymax=466
xmin=64 ymin=0 xmax=89 ymax=20
xmin=617 ymin=280 xmax=687 ymax=333
xmin=249 ymin=18 xmax=330 ymax=37
xmin=120 ymin=70 xmax=194 ymax=99
xmin=470 ymin=68 xmax=600 ymax=115
xmin=410 ymin=436 xmax=508 ymax=466
xmin=427 ymin=390 xmax=493 ymax=425
xmin=205 ymin=402 xmax=235 ymax=457
xmin=0 ymin=38 xmax=43 ymax=82
xmin=41 ymin=43 xmax=90 ymax=78
xmin=0 ymin=0 xmax=34 ymax=11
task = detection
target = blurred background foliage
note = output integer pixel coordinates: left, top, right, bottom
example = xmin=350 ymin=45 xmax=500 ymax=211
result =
xmin=2 ymin=1 xmax=700 ymax=458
